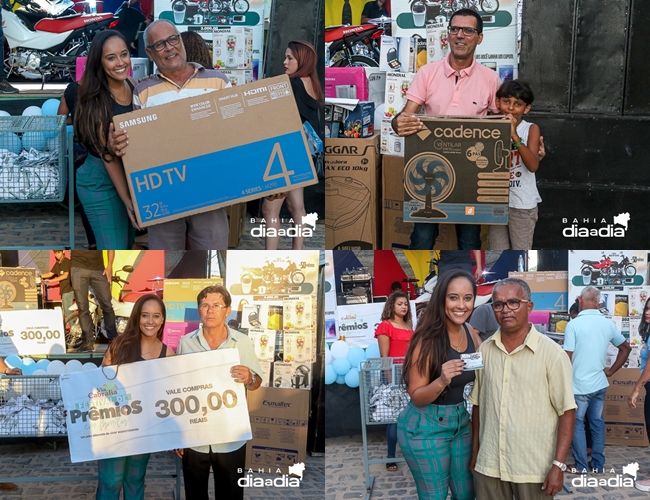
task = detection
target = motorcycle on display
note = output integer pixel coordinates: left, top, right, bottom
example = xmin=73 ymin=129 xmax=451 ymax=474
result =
xmin=326 ymin=22 xmax=383 ymax=67
xmin=436 ymin=0 xmax=499 ymax=17
xmin=63 ymin=265 xmax=136 ymax=349
xmin=580 ymin=254 xmax=616 ymax=277
xmin=607 ymin=255 xmax=637 ymax=278
xmin=1 ymin=0 xmax=130 ymax=81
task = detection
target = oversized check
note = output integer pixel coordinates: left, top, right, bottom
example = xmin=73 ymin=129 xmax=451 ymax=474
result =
xmin=0 ymin=309 xmax=66 ymax=356
xmin=60 ymin=349 xmax=251 ymax=463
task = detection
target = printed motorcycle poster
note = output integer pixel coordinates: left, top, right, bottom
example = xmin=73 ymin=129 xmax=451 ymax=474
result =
xmin=567 ymin=251 xmax=649 ymax=302
xmin=60 ymin=349 xmax=251 ymax=463
xmin=225 ymin=250 xmax=319 ymax=296
xmin=153 ymin=0 xmax=265 ymax=79
xmin=0 ymin=309 xmax=66 ymax=356
xmin=392 ymin=0 xmax=517 ymax=80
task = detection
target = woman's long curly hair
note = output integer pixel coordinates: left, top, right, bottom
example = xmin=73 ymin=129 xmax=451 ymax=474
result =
xmin=106 ymin=294 xmax=166 ymax=365
xmin=74 ymin=30 xmax=130 ymax=162
xmin=287 ymin=40 xmax=323 ymax=103
xmin=380 ymin=291 xmax=411 ymax=323
xmin=181 ymin=30 xmax=212 ymax=68
xmin=401 ymin=270 xmax=475 ymax=394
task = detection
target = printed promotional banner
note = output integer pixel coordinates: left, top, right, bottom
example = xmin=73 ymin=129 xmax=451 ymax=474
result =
xmin=60 ymin=349 xmax=251 ymax=463
xmin=324 ymin=251 xmax=337 ymax=339
xmin=164 ymin=278 xmax=224 ymax=322
xmin=335 ymin=301 xmax=417 ymax=348
xmin=225 ymin=250 xmax=319 ymax=296
xmin=0 ymin=267 xmax=38 ymax=310
xmin=0 ymin=309 xmax=66 ymax=356
xmin=392 ymin=0 xmax=517 ymax=79
xmin=153 ymin=1 xmax=265 ymax=80
xmin=568 ymin=251 xmax=649 ymax=301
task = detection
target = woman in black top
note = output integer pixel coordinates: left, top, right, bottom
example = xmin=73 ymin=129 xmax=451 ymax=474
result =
xmin=262 ymin=40 xmax=322 ymax=250
xmin=74 ymin=30 xmax=140 ymax=250
xmin=100 ymin=294 xmax=174 ymax=499
xmin=397 ymin=269 xmax=482 ymax=500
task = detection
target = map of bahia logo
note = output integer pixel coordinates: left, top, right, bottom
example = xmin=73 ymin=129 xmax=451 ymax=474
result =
xmin=237 ymin=462 xmax=304 ymax=487
xmin=570 ymin=462 xmax=637 ymax=488
xmin=250 ymin=214 xmax=318 ymax=238
xmin=562 ymin=213 xmax=630 ymax=237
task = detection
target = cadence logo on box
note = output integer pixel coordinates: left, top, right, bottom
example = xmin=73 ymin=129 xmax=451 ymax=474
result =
xmin=562 ymin=212 xmax=630 ymax=237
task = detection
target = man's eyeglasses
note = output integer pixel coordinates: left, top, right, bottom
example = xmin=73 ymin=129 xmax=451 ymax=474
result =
xmin=199 ymin=303 xmax=228 ymax=312
xmin=491 ymin=298 xmax=531 ymax=312
xmin=448 ymin=26 xmax=480 ymax=37
xmin=147 ymin=34 xmax=181 ymax=52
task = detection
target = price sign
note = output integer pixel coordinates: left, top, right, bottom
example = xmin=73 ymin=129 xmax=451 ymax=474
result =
xmin=0 ymin=309 xmax=66 ymax=356
xmin=60 ymin=349 xmax=252 ymax=463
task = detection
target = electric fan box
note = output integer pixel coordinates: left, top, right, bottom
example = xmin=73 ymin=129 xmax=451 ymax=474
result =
xmin=114 ymin=75 xmax=317 ymax=228
xmin=245 ymin=387 xmax=310 ymax=474
xmin=325 ymin=134 xmax=382 ymax=250
xmin=403 ymin=116 xmax=511 ymax=225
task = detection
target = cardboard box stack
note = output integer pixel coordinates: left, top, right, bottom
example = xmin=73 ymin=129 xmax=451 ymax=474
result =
xmin=604 ymin=369 xmax=649 ymax=446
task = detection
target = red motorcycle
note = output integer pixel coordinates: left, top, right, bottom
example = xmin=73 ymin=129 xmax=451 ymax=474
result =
xmin=580 ymin=254 xmax=616 ymax=276
xmin=325 ymin=23 xmax=382 ymax=67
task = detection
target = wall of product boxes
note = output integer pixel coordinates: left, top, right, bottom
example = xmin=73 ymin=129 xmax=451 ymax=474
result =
xmin=324 ymin=1 xmax=519 ymax=249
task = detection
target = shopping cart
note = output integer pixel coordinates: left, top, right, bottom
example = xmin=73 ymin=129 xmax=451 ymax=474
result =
xmin=358 ymin=357 xmax=411 ymax=500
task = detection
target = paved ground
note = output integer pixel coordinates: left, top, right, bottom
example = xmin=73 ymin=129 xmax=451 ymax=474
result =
xmin=326 ymin=432 xmax=650 ymax=500
xmin=0 ymin=441 xmax=324 ymax=499
xmin=0 ymin=203 xmax=324 ymax=250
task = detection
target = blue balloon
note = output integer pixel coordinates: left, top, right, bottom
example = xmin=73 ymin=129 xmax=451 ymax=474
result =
xmin=336 ymin=375 xmax=346 ymax=384
xmin=332 ymin=357 xmax=351 ymax=376
xmin=66 ymin=124 xmax=74 ymax=134
xmin=36 ymin=359 xmax=51 ymax=370
xmin=22 ymin=131 xmax=47 ymax=151
xmin=365 ymin=343 xmax=380 ymax=359
xmin=0 ymin=132 xmax=22 ymax=154
xmin=347 ymin=346 xmax=366 ymax=368
xmin=4 ymin=355 xmax=23 ymax=370
xmin=325 ymin=364 xmax=336 ymax=385
xmin=41 ymin=98 xmax=61 ymax=115
xmin=345 ymin=367 xmax=360 ymax=388
xmin=22 ymin=364 xmax=37 ymax=375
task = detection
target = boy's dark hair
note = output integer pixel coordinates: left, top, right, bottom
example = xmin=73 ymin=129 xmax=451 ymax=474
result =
xmin=449 ymin=9 xmax=483 ymax=34
xmin=496 ymin=80 xmax=535 ymax=105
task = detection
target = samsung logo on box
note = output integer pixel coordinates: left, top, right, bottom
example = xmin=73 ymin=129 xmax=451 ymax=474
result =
xmin=118 ymin=114 xmax=157 ymax=128
xmin=243 ymin=87 xmax=268 ymax=96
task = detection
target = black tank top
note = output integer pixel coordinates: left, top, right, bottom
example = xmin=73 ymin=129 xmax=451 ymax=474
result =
xmin=138 ymin=342 xmax=168 ymax=362
xmin=433 ymin=324 xmax=476 ymax=405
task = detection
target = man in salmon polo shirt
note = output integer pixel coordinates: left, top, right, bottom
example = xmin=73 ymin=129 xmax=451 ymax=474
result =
xmin=392 ymin=8 xmax=500 ymax=250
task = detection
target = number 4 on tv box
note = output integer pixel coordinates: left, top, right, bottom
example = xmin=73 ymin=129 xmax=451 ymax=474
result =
xmin=114 ymin=75 xmax=318 ymax=228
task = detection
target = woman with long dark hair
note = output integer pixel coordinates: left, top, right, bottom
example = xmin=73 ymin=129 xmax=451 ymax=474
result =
xmin=74 ymin=29 xmax=140 ymax=250
xmin=375 ymin=291 xmax=414 ymax=471
xmin=397 ymin=269 xmax=482 ymax=499
xmin=262 ymin=40 xmax=323 ymax=250
xmin=99 ymin=294 xmax=174 ymax=499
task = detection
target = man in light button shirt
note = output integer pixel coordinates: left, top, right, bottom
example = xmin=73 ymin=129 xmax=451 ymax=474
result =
xmin=468 ymin=278 xmax=576 ymax=499
xmin=564 ymin=286 xmax=630 ymax=474
xmin=176 ymin=284 xmax=262 ymax=500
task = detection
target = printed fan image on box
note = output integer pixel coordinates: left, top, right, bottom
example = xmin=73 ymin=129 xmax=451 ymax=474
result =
xmin=403 ymin=118 xmax=511 ymax=225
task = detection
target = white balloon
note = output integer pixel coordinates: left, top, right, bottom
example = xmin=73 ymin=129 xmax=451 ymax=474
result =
xmin=325 ymin=346 xmax=332 ymax=365
xmin=47 ymin=360 xmax=65 ymax=375
xmin=65 ymin=359 xmax=83 ymax=373
xmin=330 ymin=340 xmax=350 ymax=359
xmin=0 ymin=110 xmax=10 ymax=116
xmin=22 ymin=357 xmax=35 ymax=366
xmin=82 ymin=362 xmax=98 ymax=371
xmin=32 ymin=369 xmax=48 ymax=376
xmin=22 ymin=106 xmax=42 ymax=116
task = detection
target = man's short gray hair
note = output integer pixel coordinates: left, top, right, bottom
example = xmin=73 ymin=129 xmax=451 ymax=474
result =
xmin=143 ymin=19 xmax=179 ymax=46
xmin=580 ymin=286 xmax=601 ymax=303
xmin=492 ymin=277 xmax=532 ymax=301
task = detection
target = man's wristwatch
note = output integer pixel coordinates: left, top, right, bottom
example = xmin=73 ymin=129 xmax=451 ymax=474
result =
xmin=245 ymin=373 xmax=258 ymax=389
xmin=552 ymin=460 xmax=567 ymax=472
